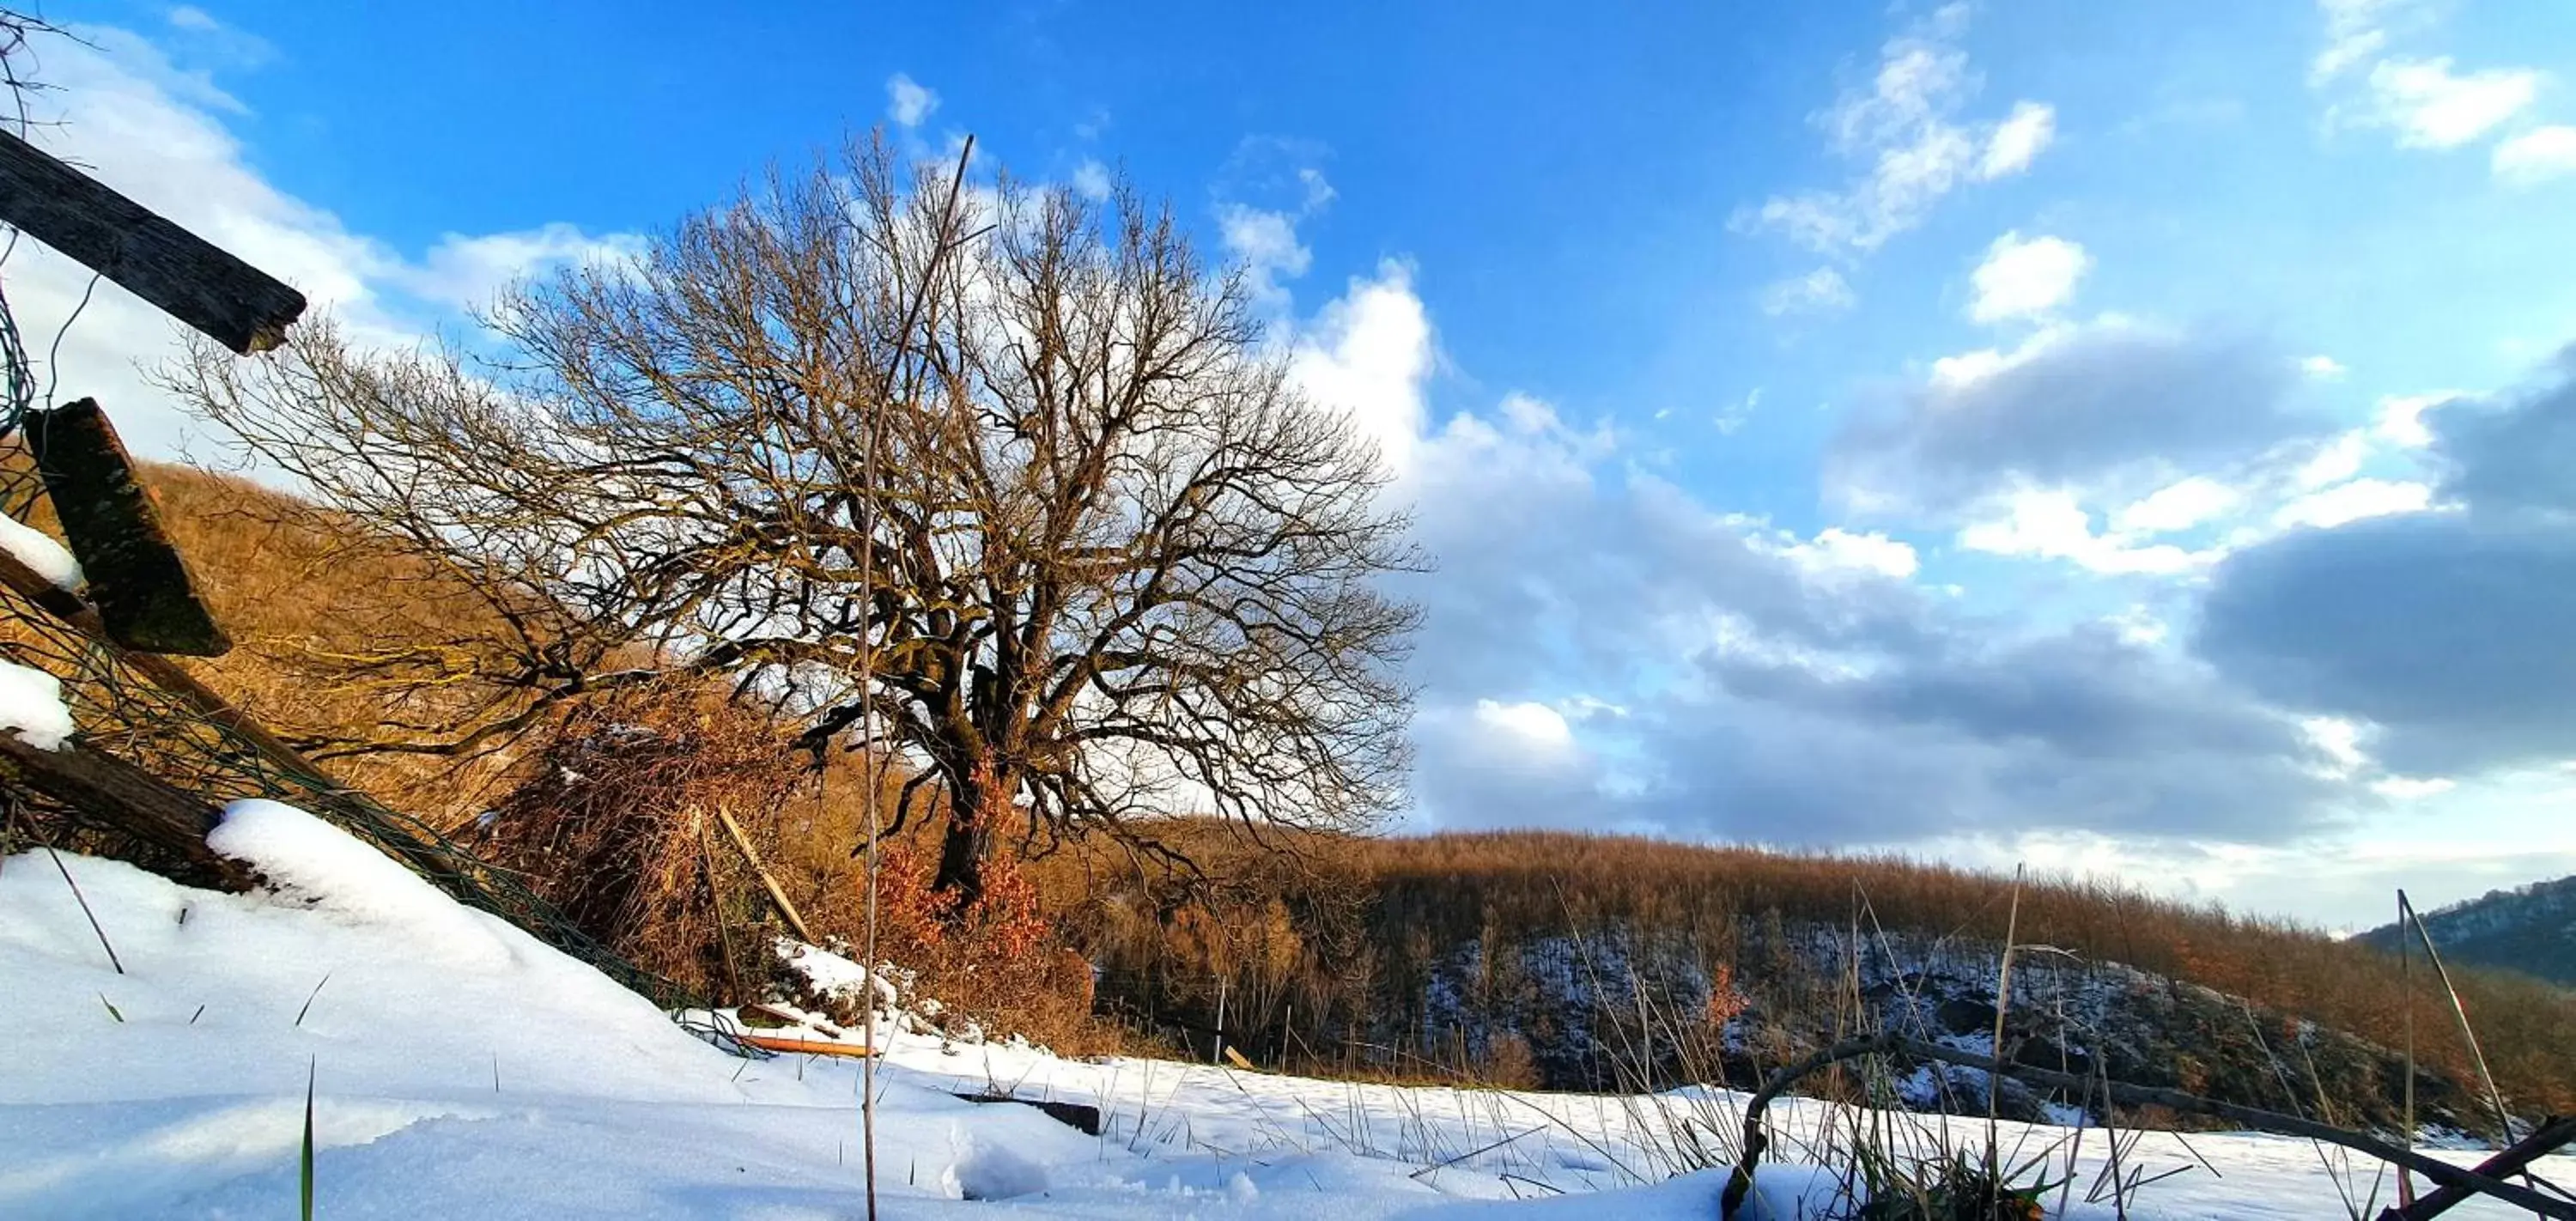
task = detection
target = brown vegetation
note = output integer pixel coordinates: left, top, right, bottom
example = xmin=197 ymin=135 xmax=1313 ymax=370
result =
xmin=1042 ymin=826 xmax=2576 ymax=1124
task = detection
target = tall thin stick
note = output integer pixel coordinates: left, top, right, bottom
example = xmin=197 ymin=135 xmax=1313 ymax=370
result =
xmin=1988 ymin=863 xmax=2024 ymax=1169
xmin=2399 ymin=890 xmax=2417 ymax=1210
xmin=2397 ymin=890 xmax=2513 ymax=1138
xmin=856 ymin=131 xmax=982 ymax=1221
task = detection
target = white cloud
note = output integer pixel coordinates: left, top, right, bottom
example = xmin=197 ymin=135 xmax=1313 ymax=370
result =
xmin=884 ymin=73 xmax=939 ymax=129
xmin=2302 ymin=715 xmax=2369 ymax=775
xmin=1967 ymin=231 xmax=2087 ymax=324
xmin=1473 ymin=699 xmax=1577 ymax=754
xmin=1071 ymin=159 xmax=1112 ymax=201
xmin=2372 ymin=391 xmax=2451 ymax=447
xmin=1977 ymin=101 xmax=2056 ymax=179
xmin=2494 ymin=125 xmax=2576 ymax=185
xmin=1716 ymin=386 xmax=1762 ymax=434
xmin=1741 ymin=11 xmax=2053 ymax=256
xmin=2372 ymin=775 xmax=2456 ymax=799
xmin=2272 ymin=477 xmax=2433 ymax=530
xmin=167 ymin=5 xmax=221 ymax=30
xmin=2295 ymin=431 xmax=2371 ymax=489
xmin=2312 ymin=0 xmax=2409 ymax=84
xmin=2365 ymin=58 xmax=2539 ymax=149
xmin=1958 ymin=488 xmax=2213 ymax=575
xmin=2115 ymin=476 xmax=2243 ymax=535
xmin=393 ymin=224 xmax=646 ymax=313
xmin=1288 ymin=262 xmax=1435 ymax=477
xmin=1782 ymin=527 xmax=1920 ymax=580
xmin=1218 ymin=203 xmax=1311 ymax=306
xmin=2300 ymin=354 xmax=2348 ymax=379
xmin=1759 ymin=267 xmax=1856 ymax=316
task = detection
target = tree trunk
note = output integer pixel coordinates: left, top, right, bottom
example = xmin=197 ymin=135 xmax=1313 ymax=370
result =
xmin=931 ymin=753 xmax=1005 ymax=910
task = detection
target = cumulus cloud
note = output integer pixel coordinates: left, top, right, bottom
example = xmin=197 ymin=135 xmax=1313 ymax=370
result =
xmin=2270 ymin=477 xmax=2433 ymax=531
xmin=1966 ymin=231 xmax=2087 ymax=324
xmin=1958 ymin=488 xmax=2212 ymax=575
xmin=2198 ymin=361 xmax=2576 ymax=775
xmin=2116 ymin=475 xmax=2244 ymax=535
xmin=1288 ymin=262 xmax=1435 ymax=477
xmin=1978 ymin=101 xmax=2057 ymax=179
xmin=884 ymin=73 xmax=939 ymax=128
xmin=2494 ymin=126 xmax=2576 ymax=185
xmin=1827 ymin=319 xmax=2308 ymax=516
xmin=1740 ymin=9 xmax=2054 ymax=258
xmin=1273 ymin=274 xmax=2353 ymax=846
xmin=1219 ymin=203 xmax=1313 ymax=306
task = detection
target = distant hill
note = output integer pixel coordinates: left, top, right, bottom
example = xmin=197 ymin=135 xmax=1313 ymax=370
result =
xmin=2360 ymin=875 xmax=2576 ymax=988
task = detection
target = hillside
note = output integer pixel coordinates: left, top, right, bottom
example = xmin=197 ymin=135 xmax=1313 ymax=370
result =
xmin=1048 ymin=828 xmax=2576 ymax=1135
xmin=10 ymin=458 xmax=2576 ymax=1136
xmin=2359 ymin=875 xmax=2576 ymax=987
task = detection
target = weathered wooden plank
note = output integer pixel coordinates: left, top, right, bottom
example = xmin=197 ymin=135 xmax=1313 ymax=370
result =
xmin=0 ymin=730 xmax=251 ymax=890
xmin=0 ymin=130 xmax=305 ymax=354
xmin=2384 ymin=1115 xmax=2576 ymax=1219
xmin=25 ymin=398 xmax=232 ymax=656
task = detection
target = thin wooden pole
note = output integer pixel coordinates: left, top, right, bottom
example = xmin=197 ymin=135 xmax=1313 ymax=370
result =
xmin=711 ymin=803 xmax=814 ymax=944
xmin=2398 ymin=890 xmax=2514 ymax=1139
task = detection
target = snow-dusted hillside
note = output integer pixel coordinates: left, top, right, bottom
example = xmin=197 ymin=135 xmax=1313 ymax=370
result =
xmin=5 ymin=802 xmax=2568 ymax=1218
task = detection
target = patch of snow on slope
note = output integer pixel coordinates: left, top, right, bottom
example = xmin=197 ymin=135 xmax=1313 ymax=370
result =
xmin=207 ymin=799 xmax=511 ymax=967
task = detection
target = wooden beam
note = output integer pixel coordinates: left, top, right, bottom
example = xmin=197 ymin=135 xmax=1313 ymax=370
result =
xmin=0 ymin=730 xmax=251 ymax=889
xmin=0 ymin=130 xmax=305 ymax=354
xmin=0 ymin=545 xmax=327 ymax=789
xmin=25 ymin=399 xmax=232 ymax=656
xmin=2383 ymin=1115 xmax=2576 ymax=1220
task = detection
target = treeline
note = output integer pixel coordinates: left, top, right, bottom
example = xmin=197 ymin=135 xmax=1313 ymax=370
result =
xmin=1039 ymin=826 xmax=2576 ymax=1125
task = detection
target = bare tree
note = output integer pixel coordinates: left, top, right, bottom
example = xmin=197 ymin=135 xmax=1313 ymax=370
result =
xmin=168 ymin=137 xmax=1425 ymax=904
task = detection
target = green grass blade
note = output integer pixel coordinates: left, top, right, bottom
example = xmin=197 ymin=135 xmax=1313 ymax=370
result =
xmin=301 ymin=1057 xmax=316 ymax=1221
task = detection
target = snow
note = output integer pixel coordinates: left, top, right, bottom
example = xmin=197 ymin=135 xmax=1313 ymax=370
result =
xmin=0 ymin=659 xmax=76 ymax=750
xmin=0 ymin=513 xmax=83 ymax=589
xmin=4 ymin=808 xmax=2570 ymax=1218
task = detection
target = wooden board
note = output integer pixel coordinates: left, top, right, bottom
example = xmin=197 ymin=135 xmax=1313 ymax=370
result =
xmin=733 ymin=1033 xmax=879 ymax=1059
xmin=24 ymin=398 xmax=232 ymax=656
xmin=0 ymin=130 xmax=305 ymax=354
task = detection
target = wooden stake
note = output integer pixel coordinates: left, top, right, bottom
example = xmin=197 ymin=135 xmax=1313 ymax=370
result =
xmin=711 ymin=802 xmax=815 ymax=944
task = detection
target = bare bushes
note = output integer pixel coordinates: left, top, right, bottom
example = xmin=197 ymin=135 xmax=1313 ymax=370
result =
xmin=471 ymin=684 xmax=801 ymax=998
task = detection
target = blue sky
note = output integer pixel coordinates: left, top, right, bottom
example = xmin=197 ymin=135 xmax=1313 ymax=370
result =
xmin=14 ymin=0 xmax=2576 ymax=929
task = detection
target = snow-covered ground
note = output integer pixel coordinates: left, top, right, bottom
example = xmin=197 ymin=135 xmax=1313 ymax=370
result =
xmin=3 ymin=802 xmax=2567 ymax=1218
